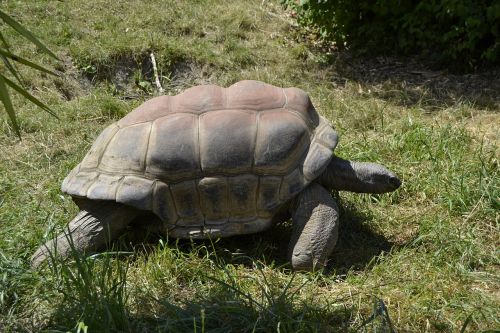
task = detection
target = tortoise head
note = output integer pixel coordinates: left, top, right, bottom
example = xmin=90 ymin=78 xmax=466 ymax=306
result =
xmin=320 ymin=156 xmax=401 ymax=194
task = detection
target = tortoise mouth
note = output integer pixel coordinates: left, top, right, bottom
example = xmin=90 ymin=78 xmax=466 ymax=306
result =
xmin=388 ymin=176 xmax=401 ymax=189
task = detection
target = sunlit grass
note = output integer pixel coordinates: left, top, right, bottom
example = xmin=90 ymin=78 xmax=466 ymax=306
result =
xmin=0 ymin=0 xmax=498 ymax=332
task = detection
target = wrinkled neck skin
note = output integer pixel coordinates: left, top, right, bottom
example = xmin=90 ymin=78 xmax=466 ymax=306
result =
xmin=319 ymin=156 xmax=401 ymax=194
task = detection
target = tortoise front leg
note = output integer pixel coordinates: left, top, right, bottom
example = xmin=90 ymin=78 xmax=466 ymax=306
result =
xmin=288 ymin=183 xmax=339 ymax=271
xmin=31 ymin=201 xmax=139 ymax=268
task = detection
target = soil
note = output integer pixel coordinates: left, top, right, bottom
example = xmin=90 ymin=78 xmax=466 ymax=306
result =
xmin=332 ymin=51 xmax=500 ymax=110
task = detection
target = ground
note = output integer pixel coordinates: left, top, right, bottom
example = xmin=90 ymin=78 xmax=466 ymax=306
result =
xmin=0 ymin=1 xmax=498 ymax=332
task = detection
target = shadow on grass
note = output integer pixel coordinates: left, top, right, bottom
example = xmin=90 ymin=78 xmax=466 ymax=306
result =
xmin=123 ymin=202 xmax=393 ymax=275
xmin=329 ymin=203 xmax=393 ymax=275
xmin=329 ymin=51 xmax=500 ymax=110
xmin=41 ymin=230 xmax=356 ymax=332
xmin=47 ymin=267 xmax=354 ymax=332
xmin=129 ymin=283 xmax=354 ymax=332
xmin=40 ymin=203 xmax=394 ymax=332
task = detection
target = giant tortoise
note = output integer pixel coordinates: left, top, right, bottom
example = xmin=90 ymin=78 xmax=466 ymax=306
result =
xmin=32 ymin=80 xmax=401 ymax=271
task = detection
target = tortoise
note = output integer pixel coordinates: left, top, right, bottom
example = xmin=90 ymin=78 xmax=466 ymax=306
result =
xmin=31 ymin=80 xmax=401 ymax=271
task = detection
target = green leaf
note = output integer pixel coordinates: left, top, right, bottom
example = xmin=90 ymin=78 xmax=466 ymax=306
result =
xmin=0 ymin=48 xmax=58 ymax=76
xmin=0 ymin=9 xmax=59 ymax=60
xmin=0 ymin=53 xmax=22 ymax=84
xmin=0 ymin=73 xmax=20 ymax=137
xmin=2 ymin=74 xmax=58 ymax=119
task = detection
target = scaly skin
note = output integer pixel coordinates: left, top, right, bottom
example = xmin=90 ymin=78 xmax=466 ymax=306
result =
xmin=319 ymin=156 xmax=401 ymax=194
xmin=31 ymin=200 xmax=138 ymax=268
xmin=288 ymin=183 xmax=339 ymax=271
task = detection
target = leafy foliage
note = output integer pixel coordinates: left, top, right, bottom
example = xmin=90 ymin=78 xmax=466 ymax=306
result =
xmin=283 ymin=0 xmax=500 ymax=69
xmin=0 ymin=9 xmax=58 ymax=137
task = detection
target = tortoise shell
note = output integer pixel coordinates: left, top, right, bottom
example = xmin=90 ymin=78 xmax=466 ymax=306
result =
xmin=62 ymin=80 xmax=338 ymax=238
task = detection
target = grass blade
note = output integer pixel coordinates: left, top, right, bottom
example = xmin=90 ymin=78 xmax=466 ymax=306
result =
xmin=205 ymin=274 xmax=266 ymax=312
xmin=0 ymin=32 xmax=23 ymax=84
xmin=3 ymin=74 xmax=58 ymax=119
xmin=460 ymin=311 xmax=475 ymax=333
xmin=0 ymin=72 xmax=20 ymax=137
xmin=357 ymin=298 xmax=396 ymax=332
xmin=0 ymin=48 xmax=58 ymax=76
xmin=0 ymin=9 xmax=59 ymax=60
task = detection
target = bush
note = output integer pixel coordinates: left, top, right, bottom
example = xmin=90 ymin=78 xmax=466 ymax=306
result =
xmin=283 ymin=0 xmax=500 ymax=69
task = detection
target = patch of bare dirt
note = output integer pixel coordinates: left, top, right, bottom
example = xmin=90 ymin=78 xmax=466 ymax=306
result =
xmin=56 ymin=52 xmax=216 ymax=99
xmin=87 ymin=54 xmax=154 ymax=95
xmin=331 ymin=52 xmax=500 ymax=110
xmin=164 ymin=61 xmax=215 ymax=94
xmin=52 ymin=54 xmax=93 ymax=100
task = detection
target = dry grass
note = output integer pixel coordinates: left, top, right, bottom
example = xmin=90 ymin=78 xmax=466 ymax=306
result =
xmin=0 ymin=1 xmax=498 ymax=332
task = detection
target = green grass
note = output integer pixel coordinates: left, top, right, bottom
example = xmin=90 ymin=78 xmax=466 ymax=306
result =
xmin=1 ymin=0 xmax=499 ymax=332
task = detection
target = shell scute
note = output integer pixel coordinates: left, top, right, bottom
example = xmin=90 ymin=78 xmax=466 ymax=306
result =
xmin=257 ymin=176 xmax=282 ymax=214
xmin=226 ymin=80 xmax=285 ymax=110
xmin=116 ymin=176 xmax=154 ymax=210
xmin=118 ymin=96 xmax=171 ymax=127
xmin=80 ymin=124 xmax=119 ymax=170
xmin=170 ymin=180 xmax=203 ymax=224
xmin=146 ymin=113 xmax=199 ymax=182
xmin=228 ymin=175 xmax=258 ymax=218
xmin=200 ymin=110 xmax=256 ymax=174
xmin=254 ymin=111 xmax=309 ymax=173
xmin=302 ymin=119 xmax=339 ymax=181
xmin=62 ymin=170 xmax=98 ymax=197
xmin=86 ymin=174 xmax=122 ymax=200
xmin=279 ymin=168 xmax=307 ymax=202
xmin=174 ymin=84 xmax=225 ymax=113
xmin=100 ymin=123 xmax=150 ymax=173
xmin=153 ymin=182 xmax=178 ymax=223
xmin=283 ymin=87 xmax=319 ymax=126
xmin=198 ymin=177 xmax=228 ymax=223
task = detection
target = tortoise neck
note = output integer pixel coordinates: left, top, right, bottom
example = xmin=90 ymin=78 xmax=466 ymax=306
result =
xmin=319 ymin=156 xmax=362 ymax=192
xmin=319 ymin=156 xmax=400 ymax=194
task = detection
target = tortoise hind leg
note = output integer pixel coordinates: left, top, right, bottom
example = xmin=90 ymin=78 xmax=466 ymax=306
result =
xmin=288 ymin=183 xmax=339 ymax=271
xmin=31 ymin=201 xmax=139 ymax=269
